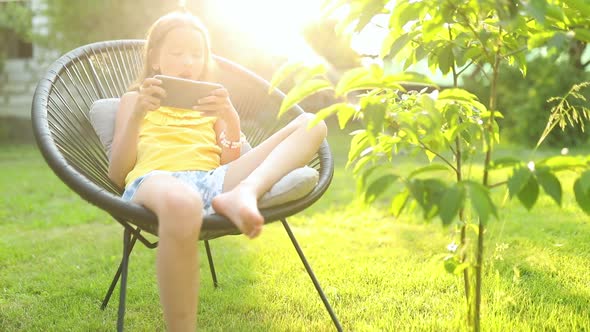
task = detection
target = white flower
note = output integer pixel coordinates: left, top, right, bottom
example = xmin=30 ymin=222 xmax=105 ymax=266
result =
xmin=428 ymin=90 xmax=439 ymax=101
xmin=561 ymin=147 xmax=569 ymax=155
xmin=447 ymin=242 xmax=458 ymax=252
xmin=527 ymin=161 xmax=535 ymax=171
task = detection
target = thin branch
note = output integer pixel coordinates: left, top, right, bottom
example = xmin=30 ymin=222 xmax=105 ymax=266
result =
xmin=454 ymin=6 xmax=492 ymax=60
xmin=448 ymin=143 xmax=457 ymax=155
xmin=418 ymin=141 xmax=458 ymax=173
xmin=470 ymin=61 xmax=491 ymax=82
xmin=457 ymin=58 xmax=479 ymax=76
xmin=488 ymin=180 xmax=507 ymax=189
xmin=501 ymin=46 xmax=527 ymax=58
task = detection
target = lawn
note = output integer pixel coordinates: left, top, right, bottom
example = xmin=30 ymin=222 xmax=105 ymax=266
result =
xmin=1 ymin=124 xmax=589 ymax=331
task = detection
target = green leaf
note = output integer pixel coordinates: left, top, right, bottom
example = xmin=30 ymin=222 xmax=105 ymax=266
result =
xmin=489 ymin=157 xmax=522 ymax=170
xmin=278 ymin=79 xmax=333 ymax=117
xmin=438 ymin=88 xmax=478 ymax=102
xmin=390 ymin=0 xmax=424 ymax=32
xmin=352 ymin=154 xmax=373 ymax=178
xmin=391 ymin=189 xmax=410 ymax=217
xmin=424 ymin=149 xmax=436 ymax=162
xmin=525 ymin=0 xmax=547 ymax=24
xmin=407 ymin=179 xmax=447 ymax=219
xmin=467 ymin=223 xmax=480 ymax=236
xmin=335 ymin=66 xmax=404 ymax=96
xmin=309 ymin=103 xmax=355 ymax=129
xmin=320 ymin=0 xmax=348 ymax=14
xmin=365 ymin=173 xmax=400 ymax=202
xmin=577 ymin=170 xmax=590 ymax=193
xmin=347 ymin=130 xmax=369 ymax=168
xmin=363 ymin=101 xmax=387 ymax=140
xmin=385 ymin=72 xmax=436 ymax=86
xmin=408 ymin=164 xmax=452 ymax=179
xmin=563 ymin=0 xmax=590 ymax=17
xmin=358 ymin=163 xmax=383 ymax=190
xmin=293 ymin=63 xmax=328 ymax=84
xmin=517 ymin=175 xmax=539 ymax=210
xmin=507 ymin=167 xmax=532 ymax=198
xmin=480 ymin=110 xmax=504 ymax=119
xmin=438 ymin=184 xmax=465 ymax=226
xmin=444 ymin=122 xmax=474 ymax=143
xmin=453 ymin=262 xmax=470 ymax=275
xmin=574 ymin=29 xmax=590 ymax=43
xmin=544 ymin=4 xmax=565 ymax=21
xmin=337 ymin=104 xmax=357 ymax=129
xmin=269 ymin=61 xmax=304 ymax=92
xmin=574 ymin=175 xmax=590 ymax=215
xmin=528 ymin=31 xmax=556 ymax=49
xmin=443 ymin=256 xmax=469 ymax=275
xmin=537 ymin=155 xmax=588 ymax=171
xmin=444 ymin=256 xmax=459 ymax=274
xmin=354 ymin=0 xmax=388 ymax=33
xmin=536 ymin=171 xmax=562 ymax=206
xmin=381 ymin=31 xmax=419 ymax=60
xmin=466 ymin=181 xmax=497 ymax=225
xmin=438 ymin=44 xmax=454 ymax=75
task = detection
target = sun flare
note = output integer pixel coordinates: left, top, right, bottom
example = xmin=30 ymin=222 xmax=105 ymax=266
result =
xmin=209 ymin=0 xmax=323 ymax=61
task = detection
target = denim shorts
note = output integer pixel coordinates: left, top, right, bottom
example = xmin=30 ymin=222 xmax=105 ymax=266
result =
xmin=122 ymin=165 xmax=229 ymax=215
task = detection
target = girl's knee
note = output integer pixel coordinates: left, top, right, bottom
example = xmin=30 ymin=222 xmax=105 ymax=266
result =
xmin=157 ymin=190 xmax=203 ymax=240
xmin=297 ymin=113 xmax=327 ymax=139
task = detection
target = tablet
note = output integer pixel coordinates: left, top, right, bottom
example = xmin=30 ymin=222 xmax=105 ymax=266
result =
xmin=155 ymin=75 xmax=224 ymax=110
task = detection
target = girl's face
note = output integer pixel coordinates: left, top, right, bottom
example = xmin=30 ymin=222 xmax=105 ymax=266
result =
xmin=153 ymin=26 xmax=206 ymax=80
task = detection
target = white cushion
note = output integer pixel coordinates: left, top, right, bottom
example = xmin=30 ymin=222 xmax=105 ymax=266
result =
xmin=89 ymin=98 xmax=119 ymax=158
xmin=88 ymin=98 xmax=318 ymax=207
xmin=259 ymin=166 xmax=318 ymax=208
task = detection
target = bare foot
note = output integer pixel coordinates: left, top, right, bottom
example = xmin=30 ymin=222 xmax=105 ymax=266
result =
xmin=212 ymin=185 xmax=264 ymax=238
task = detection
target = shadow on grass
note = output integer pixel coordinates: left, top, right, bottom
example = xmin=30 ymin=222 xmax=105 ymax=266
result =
xmin=487 ymin=262 xmax=590 ymax=330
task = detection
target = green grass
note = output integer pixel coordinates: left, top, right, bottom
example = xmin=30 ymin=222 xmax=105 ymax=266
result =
xmin=1 ymin=127 xmax=590 ymax=331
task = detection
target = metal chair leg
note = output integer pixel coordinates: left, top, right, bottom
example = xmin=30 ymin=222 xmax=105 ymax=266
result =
xmin=117 ymin=228 xmax=132 ymax=332
xmin=204 ymin=240 xmax=218 ymax=288
xmin=281 ymin=218 xmax=343 ymax=332
xmin=101 ymin=232 xmax=138 ymax=310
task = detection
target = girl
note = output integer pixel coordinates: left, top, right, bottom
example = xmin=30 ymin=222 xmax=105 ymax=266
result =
xmin=107 ymin=10 xmax=327 ymax=331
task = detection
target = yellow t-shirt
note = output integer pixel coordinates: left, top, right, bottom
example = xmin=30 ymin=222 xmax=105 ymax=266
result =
xmin=125 ymin=106 xmax=221 ymax=186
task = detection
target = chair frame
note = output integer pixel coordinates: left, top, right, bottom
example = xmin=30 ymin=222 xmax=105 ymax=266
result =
xmin=31 ymin=39 xmax=342 ymax=331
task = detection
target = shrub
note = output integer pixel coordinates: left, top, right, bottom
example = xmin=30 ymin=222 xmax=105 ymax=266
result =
xmin=464 ymin=55 xmax=590 ymax=147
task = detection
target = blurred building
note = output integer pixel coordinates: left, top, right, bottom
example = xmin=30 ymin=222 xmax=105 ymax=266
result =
xmin=0 ymin=0 xmax=52 ymax=119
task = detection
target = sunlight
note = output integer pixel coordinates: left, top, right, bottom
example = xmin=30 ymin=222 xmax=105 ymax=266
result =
xmin=207 ymin=1 xmax=395 ymax=67
xmin=209 ymin=0 xmax=323 ymax=62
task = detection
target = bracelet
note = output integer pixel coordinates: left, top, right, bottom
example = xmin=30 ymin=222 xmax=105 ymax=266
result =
xmin=219 ymin=130 xmax=246 ymax=149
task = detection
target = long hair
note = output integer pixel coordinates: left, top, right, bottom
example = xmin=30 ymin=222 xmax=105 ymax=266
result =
xmin=129 ymin=11 xmax=215 ymax=91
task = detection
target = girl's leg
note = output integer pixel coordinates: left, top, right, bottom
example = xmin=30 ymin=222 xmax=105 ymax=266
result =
xmin=131 ymin=174 xmax=203 ymax=332
xmin=213 ymin=113 xmax=327 ymax=238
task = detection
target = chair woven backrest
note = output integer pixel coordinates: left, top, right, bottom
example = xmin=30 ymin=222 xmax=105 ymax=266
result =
xmin=32 ymin=40 xmax=333 ymax=239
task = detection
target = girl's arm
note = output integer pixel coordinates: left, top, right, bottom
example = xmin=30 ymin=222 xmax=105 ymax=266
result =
xmin=108 ymin=77 xmax=165 ymax=188
xmin=214 ymin=116 xmax=242 ymax=165
xmin=196 ymin=88 xmax=242 ymax=165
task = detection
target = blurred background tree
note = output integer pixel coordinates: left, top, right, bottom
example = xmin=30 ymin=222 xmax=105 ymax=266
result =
xmin=0 ymin=1 xmax=33 ymax=73
xmin=34 ymin=0 xmax=282 ymax=79
xmin=463 ymin=0 xmax=590 ymax=147
xmin=464 ymin=51 xmax=590 ymax=147
xmin=3 ymin=0 xmax=354 ymax=113
xmin=303 ymin=19 xmax=360 ymax=70
xmin=9 ymin=0 xmax=589 ymax=142
xmin=38 ymin=0 xmax=189 ymax=51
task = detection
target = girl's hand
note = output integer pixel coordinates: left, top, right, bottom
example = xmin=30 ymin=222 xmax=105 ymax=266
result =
xmin=134 ymin=77 xmax=166 ymax=117
xmin=193 ymin=88 xmax=239 ymax=124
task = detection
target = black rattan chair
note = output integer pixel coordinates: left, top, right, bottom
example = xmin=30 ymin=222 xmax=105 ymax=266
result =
xmin=31 ymin=39 xmax=341 ymax=331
